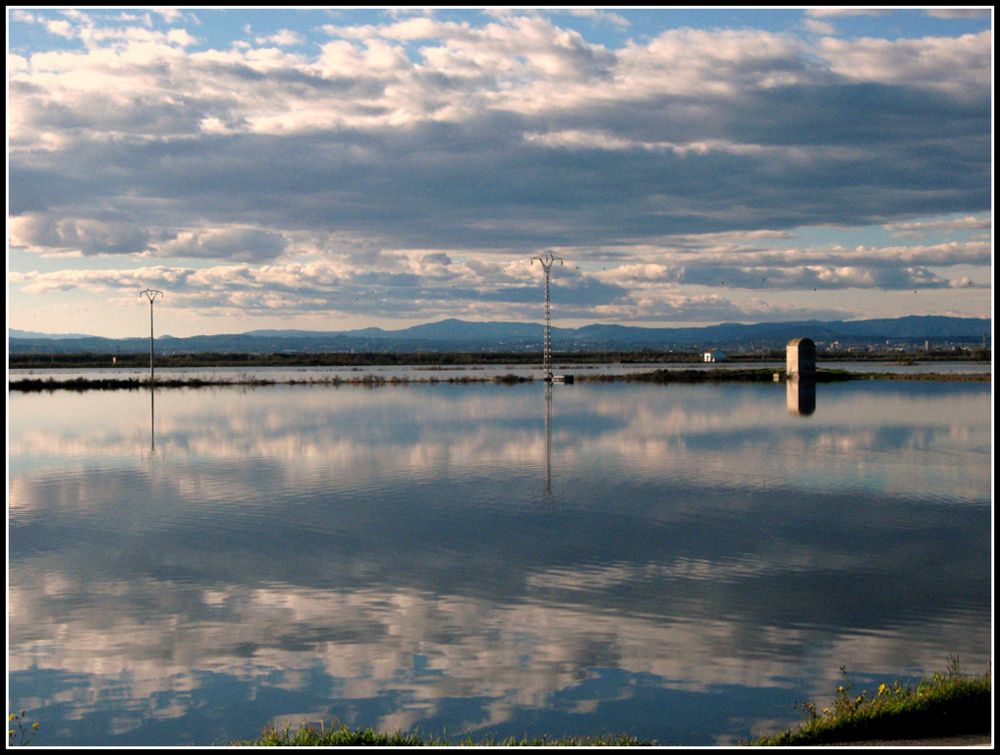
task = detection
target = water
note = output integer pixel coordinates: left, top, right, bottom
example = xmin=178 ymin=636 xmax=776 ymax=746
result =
xmin=7 ymin=377 xmax=992 ymax=746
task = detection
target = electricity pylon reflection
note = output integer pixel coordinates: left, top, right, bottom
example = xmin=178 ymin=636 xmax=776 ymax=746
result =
xmin=544 ymin=382 xmax=553 ymax=500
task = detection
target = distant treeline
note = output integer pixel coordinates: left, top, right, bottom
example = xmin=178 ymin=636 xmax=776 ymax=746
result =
xmin=7 ymin=348 xmax=990 ymax=370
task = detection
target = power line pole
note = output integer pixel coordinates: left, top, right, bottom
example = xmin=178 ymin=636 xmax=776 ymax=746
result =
xmin=139 ymin=289 xmax=163 ymax=384
xmin=531 ymin=250 xmax=563 ymax=382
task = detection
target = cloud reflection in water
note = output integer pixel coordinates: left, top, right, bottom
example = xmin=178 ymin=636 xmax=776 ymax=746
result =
xmin=8 ymin=381 xmax=992 ymax=745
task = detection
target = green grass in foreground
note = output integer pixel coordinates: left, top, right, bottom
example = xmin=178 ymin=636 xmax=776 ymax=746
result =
xmin=750 ymin=664 xmax=992 ymax=746
xmin=238 ymin=725 xmax=647 ymax=747
xmin=235 ymin=664 xmax=990 ymax=747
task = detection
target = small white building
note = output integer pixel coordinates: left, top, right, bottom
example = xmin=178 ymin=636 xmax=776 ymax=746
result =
xmin=786 ymin=338 xmax=816 ymax=379
xmin=703 ymin=350 xmax=726 ymax=363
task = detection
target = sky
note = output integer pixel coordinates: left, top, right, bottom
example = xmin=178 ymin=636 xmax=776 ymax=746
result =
xmin=6 ymin=6 xmax=994 ymax=339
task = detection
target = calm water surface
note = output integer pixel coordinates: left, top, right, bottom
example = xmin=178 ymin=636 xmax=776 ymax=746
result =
xmin=7 ymin=379 xmax=992 ymax=746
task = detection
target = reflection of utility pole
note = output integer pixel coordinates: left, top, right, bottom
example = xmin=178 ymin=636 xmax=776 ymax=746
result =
xmin=139 ymin=289 xmax=163 ymax=384
xmin=531 ymin=251 xmax=563 ymax=381
xmin=544 ymin=382 xmax=553 ymax=497
xmin=150 ymin=384 xmax=156 ymax=452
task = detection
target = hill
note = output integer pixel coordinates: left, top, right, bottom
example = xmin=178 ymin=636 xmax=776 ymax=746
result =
xmin=7 ymin=315 xmax=991 ymax=355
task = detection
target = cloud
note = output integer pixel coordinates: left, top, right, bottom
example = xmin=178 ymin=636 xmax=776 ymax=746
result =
xmin=806 ymin=9 xmax=891 ymax=18
xmin=562 ymin=8 xmax=630 ymax=30
xmin=10 ymin=226 xmax=988 ymax=327
xmin=44 ymin=18 xmax=76 ymax=38
xmin=818 ymin=31 xmax=991 ymax=94
xmin=153 ymin=8 xmax=184 ymax=24
xmin=155 ymin=227 xmax=289 ymax=261
xmin=7 ymin=10 xmax=992 ymax=331
xmin=884 ymin=215 xmax=992 ymax=237
xmin=926 ymin=9 xmax=992 ymax=19
xmin=10 ymin=214 xmax=151 ymax=256
xmin=803 ymin=18 xmax=835 ymax=35
xmin=255 ymin=29 xmax=305 ymax=47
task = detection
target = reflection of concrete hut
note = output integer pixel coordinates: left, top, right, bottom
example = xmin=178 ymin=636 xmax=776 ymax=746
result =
xmin=786 ymin=337 xmax=816 ymax=380
xmin=786 ymin=377 xmax=816 ymax=416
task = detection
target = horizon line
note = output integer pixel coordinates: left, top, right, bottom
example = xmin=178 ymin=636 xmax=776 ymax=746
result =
xmin=8 ymin=313 xmax=992 ymax=341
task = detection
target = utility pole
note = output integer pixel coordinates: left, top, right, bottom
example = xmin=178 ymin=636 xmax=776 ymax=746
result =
xmin=139 ymin=289 xmax=163 ymax=384
xmin=531 ymin=250 xmax=563 ymax=381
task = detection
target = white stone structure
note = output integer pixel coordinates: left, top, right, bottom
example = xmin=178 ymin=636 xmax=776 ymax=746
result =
xmin=786 ymin=338 xmax=816 ymax=379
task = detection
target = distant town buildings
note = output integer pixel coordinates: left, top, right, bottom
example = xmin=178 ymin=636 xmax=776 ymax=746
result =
xmin=703 ymin=350 xmax=726 ymax=362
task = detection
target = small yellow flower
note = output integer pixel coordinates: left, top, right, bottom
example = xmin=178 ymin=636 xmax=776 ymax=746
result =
xmin=878 ymin=683 xmax=888 ymax=696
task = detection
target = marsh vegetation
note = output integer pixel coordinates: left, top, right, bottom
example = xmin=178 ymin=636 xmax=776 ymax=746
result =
xmin=750 ymin=663 xmax=991 ymax=746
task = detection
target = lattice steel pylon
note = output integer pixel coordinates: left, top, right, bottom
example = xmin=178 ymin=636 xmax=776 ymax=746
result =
xmin=139 ymin=288 xmax=163 ymax=384
xmin=531 ymin=251 xmax=563 ymax=381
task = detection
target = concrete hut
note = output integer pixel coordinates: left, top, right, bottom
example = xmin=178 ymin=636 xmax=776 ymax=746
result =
xmin=786 ymin=337 xmax=816 ymax=380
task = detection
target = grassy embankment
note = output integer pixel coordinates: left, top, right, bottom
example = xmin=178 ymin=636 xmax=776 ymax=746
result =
xmin=749 ymin=665 xmax=992 ymax=746
xmin=8 ymin=365 xmax=991 ymax=392
xmin=6 ymin=372 xmax=536 ymax=392
xmin=239 ymin=728 xmax=646 ymax=747
xmin=234 ymin=666 xmax=991 ymax=747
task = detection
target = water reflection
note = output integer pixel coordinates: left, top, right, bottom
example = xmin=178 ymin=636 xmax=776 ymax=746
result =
xmin=786 ymin=377 xmax=816 ymax=417
xmin=7 ymin=382 xmax=992 ymax=746
xmin=544 ymin=383 xmax=553 ymax=498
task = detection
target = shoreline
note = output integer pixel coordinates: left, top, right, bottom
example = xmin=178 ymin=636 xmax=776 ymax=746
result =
xmin=8 ymin=367 xmax=991 ymax=392
xmin=8 ymin=353 xmax=991 ymax=369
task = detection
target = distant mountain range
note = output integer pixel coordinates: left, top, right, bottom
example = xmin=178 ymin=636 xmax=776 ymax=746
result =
xmin=8 ymin=316 xmax=991 ymax=355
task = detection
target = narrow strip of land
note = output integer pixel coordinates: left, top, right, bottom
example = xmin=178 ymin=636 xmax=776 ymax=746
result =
xmin=7 ymin=367 xmax=990 ymax=392
xmin=8 ymin=349 xmax=990 ymax=370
